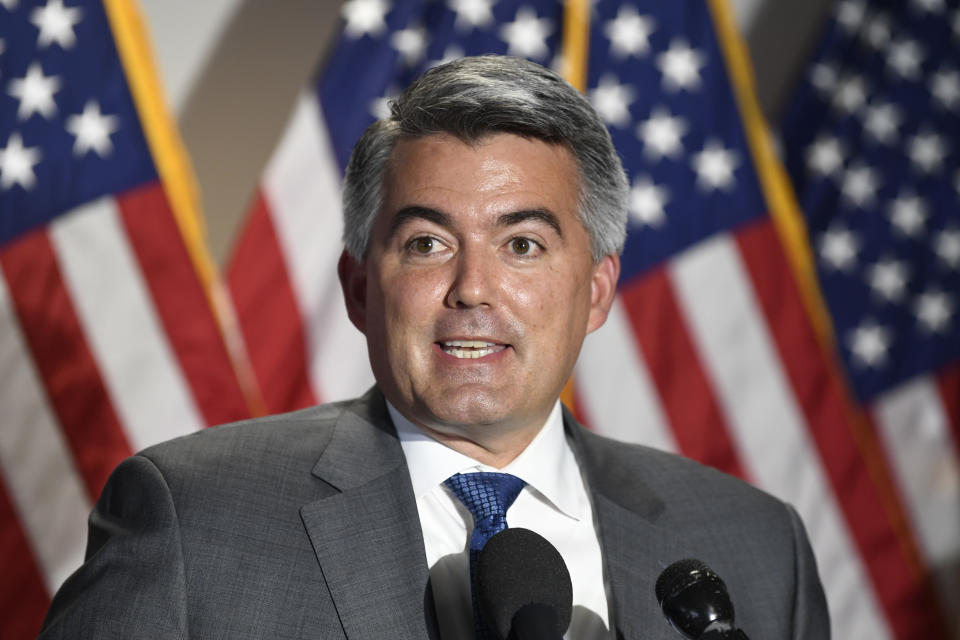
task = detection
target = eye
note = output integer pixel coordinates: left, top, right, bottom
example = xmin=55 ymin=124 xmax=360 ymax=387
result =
xmin=507 ymin=236 xmax=542 ymax=256
xmin=415 ymin=237 xmax=435 ymax=254
xmin=511 ymin=237 xmax=531 ymax=254
xmin=406 ymin=235 xmax=446 ymax=255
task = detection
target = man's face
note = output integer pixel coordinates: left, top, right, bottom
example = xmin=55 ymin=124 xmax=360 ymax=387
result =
xmin=340 ymin=133 xmax=618 ymax=446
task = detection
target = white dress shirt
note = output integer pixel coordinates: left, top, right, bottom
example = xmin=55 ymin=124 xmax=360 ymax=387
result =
xmin=390 ymin=400 xmax=615 ymax=640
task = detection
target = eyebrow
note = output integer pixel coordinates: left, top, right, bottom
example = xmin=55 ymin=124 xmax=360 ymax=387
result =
xmin=496 ymin=209 xmax=563 ymax=237
xmin=388 ymin=205 xmax=564 ymax=239
xmin=388 ymin=206 xmax=452 ymax=238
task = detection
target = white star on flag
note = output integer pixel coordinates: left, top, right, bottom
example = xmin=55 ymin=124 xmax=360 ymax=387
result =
xmin=0 ymin=132 xmax=42 ymax=190
xmin=369 ymin=86 xmax=399 ymax=119
xmin=934 ymin=228 xmax=960 ymax=268
xmin=391 ymin=25 xmax=427 ymax=66
xmin=0 ymin=0 xmax=18 ymax=11
xmin=603 ymin=5 xmax=655 ymax=59
xmin=887 ymin=191 xmax=928 ymax=237
xmin=907 ymin=131 xmax=948 ymax=174
xmin=447 ymin=0 xmax=495 ymax=32
xmin=656 ymin=39 xmax=705 ymax=92
xmin=914 ymin=290 xmax=953 ymax=333
xmin=499 ymin=7 xmax=553 ymax=60
xmin=341 ymin=0 xmax=391 ymax=39
xmin=862 ymin=13 xmax=891 ymax=49
xmin=930 ymin=68 xmax=960 ymax=111
xmin=848 ymin=320 xmax=892 ymax=368
xmin=30 ymin=0 xmax=83 ymax=50
xmin=7 ymin=62 xmax=62 ymax=120
xmin=840 ymin=163 xmax=881 ymax=208
xmin=911 ymin=0 xmax=945 ymax=14
xmin=65 ymin=100 xmax=121 ymax=157
xmin=867 ymin=258 xmax=910 ymax=302
xmin=428 ymin=44 xmax=465 ymax=69
xmin=628 ymin=176 xmax=669 ymax=228
xmin=637 ymin=107 xmax=687 ymax=161
xmin=862 ymin=101 xmax=901 ymax=144
xmin=819 ymin=225 xmax=861 ymax=271
xmin=806 ymin=135 xmax=845 ymax=177
xmin=691 ymin=139 xmax=739 ymax=191
xmin=886 ymin=39 xmax=925 ymax=80
xmin=832 ymin=74 xmax=868 ymax=114
xmin=810 ymin=61 xmax=840 ymax=95
xmin=836 ymin=0 xmax=867 ymax=34
xmin=589 ymin=75 xmax=635 ymax=128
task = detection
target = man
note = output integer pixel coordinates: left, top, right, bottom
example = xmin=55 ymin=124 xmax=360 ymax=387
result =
xmin=41 ymin=56 xmax=829 ymax=639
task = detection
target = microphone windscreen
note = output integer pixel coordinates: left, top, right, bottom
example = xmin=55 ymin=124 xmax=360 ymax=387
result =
xmin=655 ymin=559 xmax=735 ymax=639
xmin=476 ymin=528 xmax=573 ymax=639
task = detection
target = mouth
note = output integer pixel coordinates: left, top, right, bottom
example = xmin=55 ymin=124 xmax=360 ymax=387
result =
xmin=438 ymin=339 xmax=508 ymax=359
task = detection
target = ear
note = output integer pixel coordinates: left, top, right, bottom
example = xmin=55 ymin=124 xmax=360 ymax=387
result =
xmin=586 ymin=254 xmax=620 ymax=334
xmin=338 ymin=250 xmax=368 ymax=334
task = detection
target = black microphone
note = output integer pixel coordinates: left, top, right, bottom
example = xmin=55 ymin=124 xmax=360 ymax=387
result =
xmin=475 ymin=527 xmax=573 ymax=640
xmin=655 ymin=559 xmax=750 ymax=640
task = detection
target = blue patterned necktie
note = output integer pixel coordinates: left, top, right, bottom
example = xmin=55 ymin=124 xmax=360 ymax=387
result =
xmin=444 ymin=472 xmax=526 ymax=640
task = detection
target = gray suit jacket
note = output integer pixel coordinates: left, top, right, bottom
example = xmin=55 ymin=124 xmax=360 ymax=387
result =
xmin=40 ymin=388 xmax=829 ymax=639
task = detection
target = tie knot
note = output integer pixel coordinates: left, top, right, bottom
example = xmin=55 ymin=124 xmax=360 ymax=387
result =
xmin=444 ymin=472 xmax=526 ymax=541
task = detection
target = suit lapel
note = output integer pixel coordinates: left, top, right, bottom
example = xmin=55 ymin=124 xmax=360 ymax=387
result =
xmin=593 ymin=495 xmax=684 ymax=639
xmin=300 ymin=390 xmax=434 ymax=639
xmin=564 ymin=409 xmax=694 ymax=640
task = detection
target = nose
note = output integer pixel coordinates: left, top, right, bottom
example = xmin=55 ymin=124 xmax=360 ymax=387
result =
xmin=445 ymin=244 xmax=500 ymax=309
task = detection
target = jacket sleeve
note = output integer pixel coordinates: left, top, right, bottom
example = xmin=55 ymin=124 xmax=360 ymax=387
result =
xmin=38 ymin=455 xmax=190 ymax=639
xmin=787 ymin=503 xmax=831 ymax=639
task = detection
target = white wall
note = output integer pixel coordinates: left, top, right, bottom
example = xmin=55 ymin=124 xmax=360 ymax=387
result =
xmin=139 ymin=0 xmax=243 ymax=114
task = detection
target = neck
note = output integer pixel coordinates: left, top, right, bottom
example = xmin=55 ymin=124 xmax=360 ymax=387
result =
xmin=385 ymin=398 xmax=558 ymax=468
xmin=415 ymin=423 xmax=540 ymax=469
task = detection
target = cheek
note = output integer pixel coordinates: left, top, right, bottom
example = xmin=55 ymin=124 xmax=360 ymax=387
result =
xmin=508 ymin=266 xmax=588 ymax=315
xmin=501 ymin=278 xmax=538 ymax=311
xmin=380 ymin=271 xmax=449 ymax=330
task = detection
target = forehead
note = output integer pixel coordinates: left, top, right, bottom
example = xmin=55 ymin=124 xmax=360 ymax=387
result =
xmin=380 ymin=133 xmax=581 ymax=223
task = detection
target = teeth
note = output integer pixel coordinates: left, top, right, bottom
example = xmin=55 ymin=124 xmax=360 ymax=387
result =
xmin=441 ymin=340 xmax=503 ymax=359
xmin=446 ymin=347 xmax=496 ymax=359
xmin=444 ymin=340 xmax=495 ymax=348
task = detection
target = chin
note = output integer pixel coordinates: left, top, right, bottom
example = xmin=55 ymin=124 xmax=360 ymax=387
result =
xmin=421 ymin=389 xmax=514 ymax=429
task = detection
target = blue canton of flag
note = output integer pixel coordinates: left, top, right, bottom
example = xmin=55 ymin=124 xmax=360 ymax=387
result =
xmin=0 ymin=0 xmax=155 ymax=247
xmin=586 ymin=2 xmax=765 ymax=279
xmin=781 ymin=0 xmax=960 ymax=402
xmin=321 ymin=0 xmax=564 ymax=170
xmin=320 ymin=0 xmax=765 ymax=285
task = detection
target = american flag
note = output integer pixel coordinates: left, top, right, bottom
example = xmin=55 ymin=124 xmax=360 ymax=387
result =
xmin=0 ymin=1 xmax=253 ymax=637
xmin=781 ymin=0 xmax=960 ymax=634
xmin=227 ymin=0 xmax=956 ymax=637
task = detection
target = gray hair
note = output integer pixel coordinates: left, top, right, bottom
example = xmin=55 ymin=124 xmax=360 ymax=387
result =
xmin=341 ymin=55 xmax=629 ymax=262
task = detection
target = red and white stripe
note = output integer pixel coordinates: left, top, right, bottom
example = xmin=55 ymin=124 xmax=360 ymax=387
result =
xmin=229 ymin=92 xmax=374 ymax=416
xmin=673 ymin=232 xmax=886 ymax=637
xmin=51 ymin=197 xmax=205 ymax=451
xmin=872 ymin=373 xmax=960 ymax=623
xmin=226 ymin=99 xmax=959 ymax=637
xmin=0 ymin=274 xmax=90 ymax=594
xmin=0 ymin=184 xmax=250 ymax=638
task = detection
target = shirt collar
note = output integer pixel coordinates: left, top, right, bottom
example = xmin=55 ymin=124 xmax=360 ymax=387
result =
xmin=390 ymin=400 xmax=585 ymax=520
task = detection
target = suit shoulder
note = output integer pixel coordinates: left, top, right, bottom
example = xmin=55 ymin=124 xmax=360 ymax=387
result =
xmin=577 ymin=428 xmax=784 ymax=513
xmin=135 ymin=399 xmax=353 ymax=477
